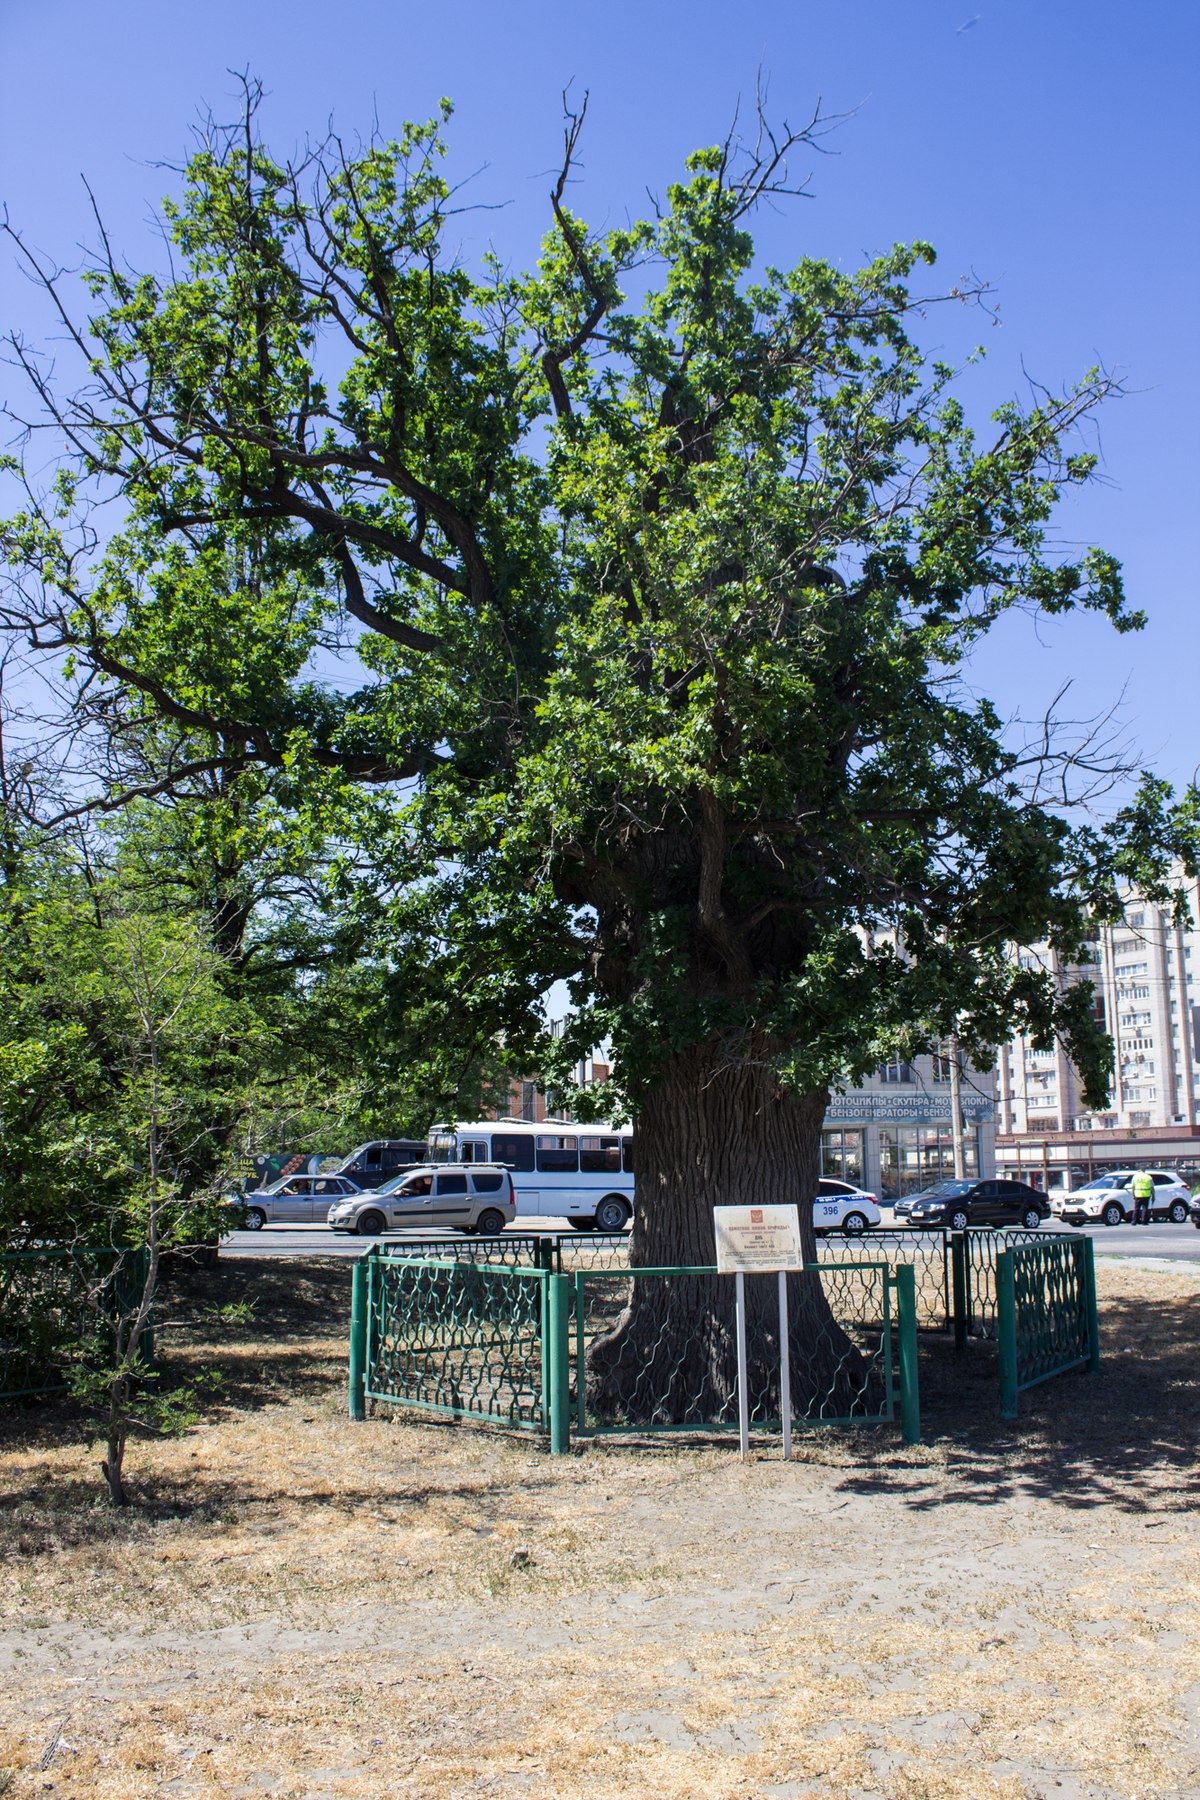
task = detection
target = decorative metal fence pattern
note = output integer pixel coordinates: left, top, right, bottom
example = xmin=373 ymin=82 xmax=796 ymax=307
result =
xmin=0 ymin=1248 xmax=147 ymax=1402
xmin=359 ymin=1255 xmax=550 ymax=1430
xmin=351 ymin=1251 xmax=920 ymax=1446
xmin=555 ymin=1234 xmax=636 ymax=1274
xmin=956 ymin=1228 xmax=1059 ymax=1342
xmin=997 ymin=1237 xmax=1099 ymax=1418
xmin=375 ymin=1234 xmax=556 ymax=1271
xmin=820 ymin=1229 xmax=951 ymax=1330
xmin=349 ymin=1228 xmax=1099 ymax=1444
xmin=569 ymin=1261 xmax=903 ymax=1437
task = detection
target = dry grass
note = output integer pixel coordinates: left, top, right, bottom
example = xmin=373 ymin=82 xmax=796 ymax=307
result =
xmin=0 ymin=1256 xmax=1198 ymax=1797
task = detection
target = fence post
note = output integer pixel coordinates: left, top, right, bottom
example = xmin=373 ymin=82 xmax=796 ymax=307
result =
xmin=997 ymin=1248 xmax=1018 ymax=1419
xmin=896 ymin=1263 xmax=921 ymax=1446
xmin=950 ymin=1230 xmax=968 ymax=1350
xmin=348 ymin=1253 xmax=369 ymax=1421
xmin=574 ymin=1272 xmax=587 ymax=1435
xmin=1082 ymin=1235 xmax=1101 ymax=1373
xmin=547 ymin=1271 xmax=571 ymax=1455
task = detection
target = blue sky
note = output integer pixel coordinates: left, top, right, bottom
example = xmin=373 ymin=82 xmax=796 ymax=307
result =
xmin=1 ymin=0 xmax=1196 ymax=788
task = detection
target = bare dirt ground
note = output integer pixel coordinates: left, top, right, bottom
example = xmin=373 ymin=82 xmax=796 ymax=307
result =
xmin=0 ymin=1256 xmax=1198 ymax=1800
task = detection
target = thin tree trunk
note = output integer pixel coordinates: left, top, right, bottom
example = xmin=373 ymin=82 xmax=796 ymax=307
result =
xmin=586 ymin=1041 xmax=881 ymax=1424
xmin=101 ymin=1374 xmax=131 ymax=1507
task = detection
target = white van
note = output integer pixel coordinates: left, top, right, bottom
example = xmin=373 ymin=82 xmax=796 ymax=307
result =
xmin=428 ymin=1119 xmax=634 ymax=1232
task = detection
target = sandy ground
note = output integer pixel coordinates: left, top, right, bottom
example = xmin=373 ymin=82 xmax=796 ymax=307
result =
xmin=0 ymin=1257 xmax=1198 ymax=1800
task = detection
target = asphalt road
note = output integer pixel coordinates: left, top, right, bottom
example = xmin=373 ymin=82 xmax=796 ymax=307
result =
xmin=219 ymin=1217 xmax=1200 ymax=1262
xmin=219 ymin=1219 xmax=582 ymax=1259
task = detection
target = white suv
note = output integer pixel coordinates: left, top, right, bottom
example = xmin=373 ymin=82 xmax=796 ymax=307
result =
xmin=1051 ymin=1169 xmax=1192 ymax=1228
xmin=813 ymin=1179 xmax=882 ymax=1236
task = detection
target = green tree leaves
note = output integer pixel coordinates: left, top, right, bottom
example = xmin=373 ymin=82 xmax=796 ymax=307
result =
xmin=2 ymin=87 xmax=1195 ymax=1147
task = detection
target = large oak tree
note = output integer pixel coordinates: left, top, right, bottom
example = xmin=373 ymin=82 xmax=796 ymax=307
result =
xmin=3 ymin=89 xmax=1195 ymax=1416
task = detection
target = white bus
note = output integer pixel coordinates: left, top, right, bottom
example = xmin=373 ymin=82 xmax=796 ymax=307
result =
xmin=427 ymin=1119 xmax=634 ymax=1232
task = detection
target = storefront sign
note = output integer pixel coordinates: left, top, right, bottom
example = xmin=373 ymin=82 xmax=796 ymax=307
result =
xmin=714 ymin=1204 xmax=805 ymax=1274
xmin=825 ymin=1091 xmax=994 ymax=1124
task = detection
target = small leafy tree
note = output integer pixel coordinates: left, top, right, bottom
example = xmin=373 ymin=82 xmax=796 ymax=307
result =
xmin=2 ymin=88 xmax=1195 ymax=1416
xmin=70 ymin=907 xmax=258 ymax=1504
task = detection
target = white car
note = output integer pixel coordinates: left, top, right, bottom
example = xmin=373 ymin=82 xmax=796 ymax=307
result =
xmin=1050 ymin=1169 xmax=1192 ymax=1228
xmin=813 ymin=1179 xmax=881 ymax=1236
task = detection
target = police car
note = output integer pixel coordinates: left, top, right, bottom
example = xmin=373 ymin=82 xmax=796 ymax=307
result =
xmin=812 ymin=1179 xmax=882 ymax=1236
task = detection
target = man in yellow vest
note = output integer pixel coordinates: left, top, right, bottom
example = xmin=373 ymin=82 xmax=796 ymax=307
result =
xmin=1130 ymin=1169 xmax=1154 ymax=1226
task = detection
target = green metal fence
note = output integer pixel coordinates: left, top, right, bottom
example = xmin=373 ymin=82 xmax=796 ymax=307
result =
xmin=354 ymin=1255 xmax=550 ymax=1432
xmin=954 ymin=1228 xmax=1049 ymax=1343
xmin=374 ymin=1234 xmax=558 ymax=1271
xmin=997 ymin=1235 xmax=1100 ymax=1418
xmin=569 ymin=1260 xmax=915 ymax=1440
xmin=350 ymin=1224 xmax=1103 ymax=1443
xmin=0 ymin=1247 xmax=149 ymax=1402
xmin=820 ymin=1229 xmax=952 ymax=1330
xmin=826 ymin=1225 xmax=1078 ymax=1345
xmin=350 ymin=1251 xmax=920 ymax=1448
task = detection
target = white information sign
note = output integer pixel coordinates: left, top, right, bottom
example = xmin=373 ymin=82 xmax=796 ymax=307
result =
xmin=714 ymin=1204 xmax=804 ymax=1275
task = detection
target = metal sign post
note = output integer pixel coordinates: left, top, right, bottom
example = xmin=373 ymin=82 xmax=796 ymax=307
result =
xmin=734 ymin=1270 xmax=750 ymax=1458
xmin=714 ymin=1205 xmax=805 ymax=1461
xmin=778 ymin=1268 xmax=792 ymax=1461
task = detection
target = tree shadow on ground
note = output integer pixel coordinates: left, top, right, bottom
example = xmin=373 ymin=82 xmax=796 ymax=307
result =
xmin=7 ymin=1255 xmax=1199 ymax=1534
xmin=151 ymin=1252 xmax=353 ymax=1412
xmin=0 ymin=1253 xmax=354 ymax=1435
xmin=837 ymin=1286 xmax=1200 ymax=1517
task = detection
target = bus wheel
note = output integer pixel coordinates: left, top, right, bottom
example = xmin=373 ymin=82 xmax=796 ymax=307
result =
xmin=595 ymin=1195 xmax=631 ymax=1233
xmin=567 ymin=1218 xmax=597 ymax=1231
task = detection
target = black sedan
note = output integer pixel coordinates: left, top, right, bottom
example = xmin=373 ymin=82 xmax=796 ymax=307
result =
xmin=901 ymin=1179 xmax=1050 ymax=1232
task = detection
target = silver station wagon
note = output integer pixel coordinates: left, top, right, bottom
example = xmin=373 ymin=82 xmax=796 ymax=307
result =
xmin=327 ymin=1163 xmax=516 ymax=1236
xmin=241 ymin=1174 xmax=364 ymax=1228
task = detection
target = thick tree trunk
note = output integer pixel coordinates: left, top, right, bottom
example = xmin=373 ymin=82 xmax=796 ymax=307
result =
xmin=586 ymin=1042 xmax=880 ymax=1425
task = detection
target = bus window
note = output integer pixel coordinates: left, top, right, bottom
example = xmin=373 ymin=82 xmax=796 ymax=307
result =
xmin=537 ymin=1135 xmax=579 ymax=1173
xmin=580 ymin=1136 xmax=621 ymax=1173
xmin=427 ymin=1131 xmax=457 ymax=1164
xmin=491 ymin=1134 xmax=535 ymax=1173
xmin=622 ymin=1138 xmax=635 ymax=1174
xmin=461 ymin=1140 xmax=488 ymax=1163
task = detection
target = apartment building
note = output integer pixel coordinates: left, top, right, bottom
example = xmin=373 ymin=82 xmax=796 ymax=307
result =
xmin=996 ymin=871 xmax=1200 ymax=1186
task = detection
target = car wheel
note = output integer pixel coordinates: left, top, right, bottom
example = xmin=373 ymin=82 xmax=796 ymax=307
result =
xmin=244 ymin=1207 xmax=266 ymax=1231
xmin=949 ymin=1208 xmax=970 ymax=1233
xmin=356 ymin=1209 xmax=387 ymax=1237
xmin=475 ymin=1208 xmax=506 ymax=1236
xmin=595 ymin=1195 xmax=631 ymax=1234
xmin=1169 ymin=1200 xmax=1189 ymax=1224
xmin=1101 ymin=1201 xmax=1125 ymax=1228
xmin=1021 ymin=1208 xmax=1043 ymax=1230
xmin=841 ymin=1211 xmax=868 ymax=1236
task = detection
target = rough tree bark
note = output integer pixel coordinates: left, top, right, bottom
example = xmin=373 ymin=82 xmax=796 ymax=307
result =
xmin=586 ymin=1040 xmax=880 ymax=1424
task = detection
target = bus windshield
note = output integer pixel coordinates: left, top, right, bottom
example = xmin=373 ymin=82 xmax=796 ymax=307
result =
xmin=427 ymin=1130 xmax=457 ymax=1164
